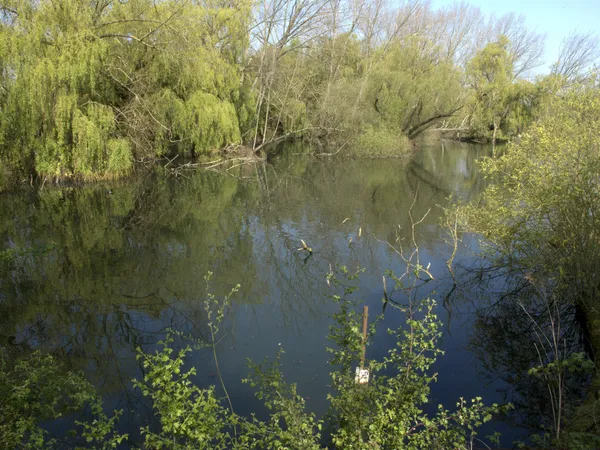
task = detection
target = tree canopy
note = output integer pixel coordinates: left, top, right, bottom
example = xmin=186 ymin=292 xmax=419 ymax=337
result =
xmin=0 ymin=0 xmax=253 ymax=183
xmin=0 ymin=0 xmax=597 ymax=189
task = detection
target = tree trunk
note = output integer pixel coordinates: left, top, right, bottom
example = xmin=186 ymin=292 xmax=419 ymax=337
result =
xmin=492 ymin=119 xmax=498 ymax=157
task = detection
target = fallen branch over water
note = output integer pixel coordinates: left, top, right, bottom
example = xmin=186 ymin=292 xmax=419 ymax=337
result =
xmin=204 ymin=157 xmax=262 ymax=170
xmin=166 ymin=155 xmax=265 ymax=180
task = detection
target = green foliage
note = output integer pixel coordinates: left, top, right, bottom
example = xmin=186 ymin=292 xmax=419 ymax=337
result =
xmin=351 ymin=126 xmax=410 ymax=157
xmin=0 ymin=350 xmax=125 ymax=449
xmin=528 ymin=352 xmax=595 ymax=379
xmin=0 ymin=163 xmax=8 ymax=193
xmin=457 ymin=79 xmax=600 ymax=445
xmin=372 ymin=39 xmax=465 ymax=140
xmin=173 ymin=92 xmax=242 ymax=156
xmin=466 ymin=36 xmax=542 ymax=142
xmin=71 ymin=104 xmax=133 ymax=179
xmin=460 ymin=81 xmax=600 ymax=294
xmin=466 ymin=36 xmax=514 ymax=141
xmin=0 ymin=265 xmax=507 ymax=449
xmin=0 ymin=0 xmax=253 ymax=184
xmin=243 ymin=351 xmax=323 ymax=450
xmin=323 ymin=266 xmax=507 ymax=449
xmin=284 ymin=32 xmax=469 ymax=150
xmin=76 ymin=402 xmax=128 ymax=450
xmin=134 ymin=338 xmax=234 ymax=449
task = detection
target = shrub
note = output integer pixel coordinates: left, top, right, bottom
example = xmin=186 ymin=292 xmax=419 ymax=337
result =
xmin=350 ymin=126 xmax=411 ymax=157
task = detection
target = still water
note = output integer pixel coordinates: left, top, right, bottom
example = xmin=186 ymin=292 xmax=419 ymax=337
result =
xmin=0 ymin=140 xmax=527 ymax=446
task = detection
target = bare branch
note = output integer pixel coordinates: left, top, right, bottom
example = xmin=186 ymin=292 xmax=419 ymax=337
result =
xmin=552 ymin=30 xmax=600 ymax=82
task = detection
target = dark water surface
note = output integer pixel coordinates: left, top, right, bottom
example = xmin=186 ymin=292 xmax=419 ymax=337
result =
xmin=0 ymin=141 xmax=526 ymax=446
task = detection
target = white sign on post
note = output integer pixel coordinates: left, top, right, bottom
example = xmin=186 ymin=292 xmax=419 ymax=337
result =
xmin=355 ymin=367 xmax=370 ymax=385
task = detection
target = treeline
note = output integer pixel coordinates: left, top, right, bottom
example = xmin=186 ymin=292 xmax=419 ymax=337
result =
xmin=0 ymin=0 xmax=598 ymax=188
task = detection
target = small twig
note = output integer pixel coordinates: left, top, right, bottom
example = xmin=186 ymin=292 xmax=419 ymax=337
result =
xmin=163 ymin=154 xmax=179 ymax=169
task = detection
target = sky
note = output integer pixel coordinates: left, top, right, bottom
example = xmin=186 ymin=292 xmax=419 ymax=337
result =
xmin=430 ymin=0 xmax=600 ymax=74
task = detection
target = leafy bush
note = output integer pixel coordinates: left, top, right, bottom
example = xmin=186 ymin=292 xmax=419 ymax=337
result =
xmin=456 ymin=79 xmax=600 ymax=447
xmin=0 ymin=267 xmax=506 ymax=449
xmin=0 ymin=351 xmax=125 ymax=449
xmin=459 ymin=81 xmax=600 ymax=310
xmin=350 ymin=126 xmax=411 ymax=157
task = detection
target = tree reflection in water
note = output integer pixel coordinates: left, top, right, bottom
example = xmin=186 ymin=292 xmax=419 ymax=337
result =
xmin=2 ymin=140 xmax=534 ymax=443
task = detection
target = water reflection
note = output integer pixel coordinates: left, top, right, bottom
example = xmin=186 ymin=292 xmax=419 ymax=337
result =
xmin=1 ymin=140 xmax=524 ymax=443
xmin=448 ymin=247 xmax=592 ymax=438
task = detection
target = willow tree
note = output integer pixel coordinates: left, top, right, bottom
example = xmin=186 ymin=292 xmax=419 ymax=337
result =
xmin=0 ymin=0 xmax=119 ymax=182
xmin=103 ymin=0 xmax=254 ymax=157
xmin=0 ymin=0 xmax=253 ymax=187
xmin=465 ymin=36 xmax=540 ymax=148
xmin=465 ymin=36 xmax=514 ymax=147
xmin=371 ymin=37 xmax=465 ymax=140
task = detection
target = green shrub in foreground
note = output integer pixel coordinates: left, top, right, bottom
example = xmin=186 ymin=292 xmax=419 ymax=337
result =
xmin=0 ymin=267 xmax=507 ymax=449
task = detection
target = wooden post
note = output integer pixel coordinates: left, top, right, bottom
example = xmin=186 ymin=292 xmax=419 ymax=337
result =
xmin=360 ymin=305 xmax=368 ymax=369
xmin=355 ymin=305 xmax=370 ymax=385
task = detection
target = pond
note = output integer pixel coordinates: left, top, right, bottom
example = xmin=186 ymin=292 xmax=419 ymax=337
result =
xmin=0 ymin=140 xmax=528 ymax=446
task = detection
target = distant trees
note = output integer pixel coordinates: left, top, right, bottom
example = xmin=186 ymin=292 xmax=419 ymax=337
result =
xmin=466 ymin=36 xmax=539 ymax=147
xmin=487 ymin=12 xmax=545 ymax=78
xmin=0 ymin=0 xmax=595 ymax=189
xmin=241 ymin=0 xmax=554 ymax=152
xmin=0 ymin=0 xmax=253 ymax=185
xmin=373 ymin=38 xmax=464 ymax=140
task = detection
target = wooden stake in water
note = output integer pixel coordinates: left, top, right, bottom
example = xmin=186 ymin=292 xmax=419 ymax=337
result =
xmin=355 ymin=305 xmax=370 ymax=384
xmin=360 ymin=305 xmax=368 ymax=368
